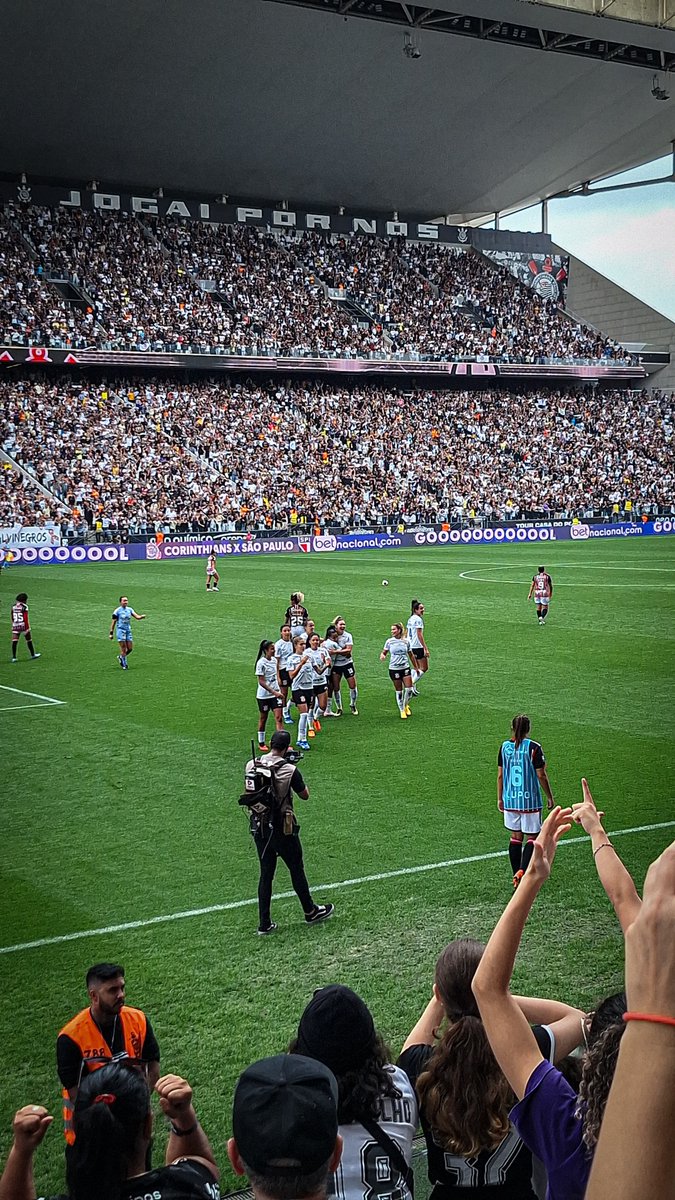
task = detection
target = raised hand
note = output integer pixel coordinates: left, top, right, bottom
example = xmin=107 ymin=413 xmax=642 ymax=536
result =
xmin=624 ymin=841 xmax=675 ymax=1019
xmin=571 ymin=778 xmax=605 ymax=833
xmin=11 ymin=1106 xmax=53 ymax=1151
xmin=529 ymin=806 xmax=573 ymax=883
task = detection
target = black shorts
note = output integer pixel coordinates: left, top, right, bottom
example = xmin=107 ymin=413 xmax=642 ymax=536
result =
xmin=257 ymin=697 xmax=281 ymax=713
xmin=279 ymin=668 xmax=291 ymax=687
xmin=291 ymin=688 xmax=313 ymax=707
xmin=412 ymin=647 xmax=426 ymax=660
xmin=333 ymin=661 xmax=356 ymax=680
xmin=313 ymin=683 xmax=328 ymax=697
xmin=389 ymin=668 xmax=410 ymax=682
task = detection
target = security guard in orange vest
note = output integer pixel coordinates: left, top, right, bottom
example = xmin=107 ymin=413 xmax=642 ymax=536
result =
xmin=57 ymin=962 xmax=160 ymax=1144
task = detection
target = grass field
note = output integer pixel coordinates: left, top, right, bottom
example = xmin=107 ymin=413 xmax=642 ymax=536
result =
xmin=2 ymin=538 xmax=674 ymax=1192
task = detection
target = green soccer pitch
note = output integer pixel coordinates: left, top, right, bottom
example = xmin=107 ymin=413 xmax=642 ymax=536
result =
xmin=1 ymin=538 xmax=674 ymax=1192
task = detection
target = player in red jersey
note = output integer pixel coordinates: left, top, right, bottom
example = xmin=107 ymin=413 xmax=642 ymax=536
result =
xmin=527 ymin=566 xmax=553 ymax=626
xmin=11 ymin=593 xmax=40 ymax=662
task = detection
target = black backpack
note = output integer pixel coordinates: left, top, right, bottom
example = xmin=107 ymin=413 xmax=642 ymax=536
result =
xmin=239 ymin=742 xmax=283 ymax=817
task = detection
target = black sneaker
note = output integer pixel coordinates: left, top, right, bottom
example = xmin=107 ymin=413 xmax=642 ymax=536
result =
xmin=305 ymin=903 xmax=335 ymax=925
xmin=257 ymin=922 xmax=278 ymax=936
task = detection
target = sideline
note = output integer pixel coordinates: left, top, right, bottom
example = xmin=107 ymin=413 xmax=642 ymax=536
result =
xmin=2 ymin=820 xmax=673 ymax=957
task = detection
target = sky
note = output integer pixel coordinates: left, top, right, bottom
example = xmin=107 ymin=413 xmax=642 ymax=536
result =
xmin=496 ymin=156 xmax=675 ymax=324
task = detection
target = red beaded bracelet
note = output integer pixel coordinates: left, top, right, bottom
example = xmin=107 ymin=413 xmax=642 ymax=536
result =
xmin=623 ymin=1012 xmax=675 ymax=1028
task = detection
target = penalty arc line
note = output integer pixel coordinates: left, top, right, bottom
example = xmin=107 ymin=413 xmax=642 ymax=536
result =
xmin=1 ymin=819 xmax=674 ymax=957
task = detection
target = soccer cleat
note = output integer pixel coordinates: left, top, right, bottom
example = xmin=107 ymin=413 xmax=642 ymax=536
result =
xmin=283 ymin=713 xmax=293 ymax=724
xmin=31 ymin=653 xmax=41 ymax=660
xmin=313 ymin=718 xmax=322 ymax=732
xmin=308 ymin=728 xmax=316 ymax=738
xmin=213 ymin=587 xmax=219 ymax=592
xmin=400 ymin=709 xmax=408 ymax=719
xmin=257 ymin=922 xmax=277 ymax=936
xmin=513 ymin=870 xmax=525 ymax=890
xmin=350 ymin=703 xmax=359 ymax=715
xmin=10 ymin=658 xmax=17 ymax=663
xmin=405 ymin=705 xmax=412 ymax=716
xmin=259 ymin=744 xmax=270 ymax=752
xmin=297 ymin=740 xmax=311 ymax=750
xmin=305 ymin=903 xmax=335 ymax=925
xmin=411 ymin=686 xmax=419 ymax=696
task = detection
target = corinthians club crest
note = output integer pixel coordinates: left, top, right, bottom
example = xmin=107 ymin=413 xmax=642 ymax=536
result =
xmin=16 ymin=183 xmax=32 ymax=204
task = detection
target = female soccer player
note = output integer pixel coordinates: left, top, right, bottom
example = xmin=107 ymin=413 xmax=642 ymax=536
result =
xmin=254 ymin=639 xmax=284 ymax=750
xmin=11 ymin=593 xmax=40 ymax=662
xmin=284 ymin=591 xmax=309 ymax=639
xmin=407 ymin=599 xmax=429 ymax=694
xmin=498 ymin=714 xmax=554 ymax=888
xmin=287 ymin=635 xmax=315 ymax=749
xmin=331 ymin=615 xmax=359 ymax=715
xmin=527 ymin=566 xmax=553 ymax=625
xmin=205 ymin=551 xmax=220 ymax=592
xmin=380 ymin=622 xmax=414 ymax=719
xmin=307 ymin=632 xmax=332 ymax=734
xmin=109 ymin=596 xmax=146 ymax=669
xmin=274 ymin=623 xmax=295 ymax=725
xmin=322 ymin=623 xmax=342 ymax=717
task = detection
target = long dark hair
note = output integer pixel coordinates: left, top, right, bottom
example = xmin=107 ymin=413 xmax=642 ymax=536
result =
xmin=577 ymin=991 xmax=626 ymax=1151
xmin=288 ymin=1030 xmax=399 ymax=1124
xmin=255 ymin=639 xmax=274 ymax=668
xmin=416 ymin=939 xmax=513 ymax=1157
xmin=511 ymin=714 xmax=531 ymax=748
xmin=66 ymin=1063 xmax=150 ymax=1200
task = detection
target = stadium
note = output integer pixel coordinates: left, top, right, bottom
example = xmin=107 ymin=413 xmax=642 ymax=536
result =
xmin=1 ymin=1 xmax=674 ymax=1198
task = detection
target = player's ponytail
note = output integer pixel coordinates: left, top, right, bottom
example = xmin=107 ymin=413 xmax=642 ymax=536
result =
xmin=511 ymin=714 xmax=531 ymax=748
xmin=411 ymin=598 xmax=420 ymax=614
xmin=255 ymin=639 xmax=273 ymax=668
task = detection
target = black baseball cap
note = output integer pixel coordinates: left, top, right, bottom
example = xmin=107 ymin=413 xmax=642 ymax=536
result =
xmin=270 ymin=730 xmax=292 ymax=752
xmin=295 ymin=984 xmax=376 ymax=1074
xmin=232 ymin=1053 xmax=338 ymax=1175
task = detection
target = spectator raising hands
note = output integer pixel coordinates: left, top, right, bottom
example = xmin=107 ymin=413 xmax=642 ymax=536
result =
xmin=571 ymin=778 xmax=641 ymax=932
xmin=586 ymin=842 xmax=675 ymax=1200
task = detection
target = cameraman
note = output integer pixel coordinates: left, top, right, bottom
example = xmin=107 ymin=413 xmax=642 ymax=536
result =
xmin=249 ymin=731 xmax=334 ymax=936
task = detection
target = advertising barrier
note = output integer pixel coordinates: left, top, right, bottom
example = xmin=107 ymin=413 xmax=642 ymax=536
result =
xmin=6 ymin=521 xmax=674 ymax=566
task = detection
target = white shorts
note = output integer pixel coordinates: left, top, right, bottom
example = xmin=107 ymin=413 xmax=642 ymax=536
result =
xmin=504 ymin=809 xmax=542 ymax=835
xmin=206 ymin=567 xmax=217 ymax=576
xmin=534 ymin=593 xmax=550 ymax=605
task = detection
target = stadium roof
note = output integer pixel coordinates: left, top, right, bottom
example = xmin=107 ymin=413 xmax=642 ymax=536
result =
xmin=3 ymin=0 xmax=674 ymax=221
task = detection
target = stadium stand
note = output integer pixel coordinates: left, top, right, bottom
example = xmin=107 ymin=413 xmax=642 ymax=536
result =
xmin=1 ymin=204 xmax=635 ymax=364
xmin=2 ymin=377 xmax=672 ymax=534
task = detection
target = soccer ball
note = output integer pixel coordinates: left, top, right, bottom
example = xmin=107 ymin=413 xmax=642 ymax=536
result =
xmin=382 ymin=579 xmax=389 ymax=587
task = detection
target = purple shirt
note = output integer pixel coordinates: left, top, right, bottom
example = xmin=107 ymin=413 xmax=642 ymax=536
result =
xmin=510 ymin=1060 xmax=589 ymax=1200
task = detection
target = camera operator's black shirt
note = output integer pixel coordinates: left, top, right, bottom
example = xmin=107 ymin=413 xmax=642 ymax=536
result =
xmin=290 ymin=767 xmax=306 ymax=794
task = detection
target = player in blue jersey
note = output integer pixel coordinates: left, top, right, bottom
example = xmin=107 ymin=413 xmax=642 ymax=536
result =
xmin=109 ymin=595 xmax=146 ymax=669
xmin=497 ymin=714 xmax=554 ymax=888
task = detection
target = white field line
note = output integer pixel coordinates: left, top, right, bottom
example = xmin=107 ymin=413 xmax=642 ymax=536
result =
xmin=458 ymin=566 xmax=675 ymax=588
xmin=0 ymin=685 xmax=65 ymax=705
xmin=0 ymin=703 xmax=63 ymax=712
xmin=2 ymin=819 xmax=673 ymax=957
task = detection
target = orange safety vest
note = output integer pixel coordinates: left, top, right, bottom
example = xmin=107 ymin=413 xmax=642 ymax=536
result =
xmin=59 ymin=1006 xmax=147 ymax=1143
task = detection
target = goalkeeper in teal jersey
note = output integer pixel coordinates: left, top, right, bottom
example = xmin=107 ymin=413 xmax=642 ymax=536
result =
xmin=497 ymin=714 xmax=554 ymax=888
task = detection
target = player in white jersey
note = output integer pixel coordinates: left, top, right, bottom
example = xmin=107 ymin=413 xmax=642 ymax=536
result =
xmin=527 ymin=565 xmax=553 ymax=625
xmin=287 ymin=635 xmax=315 ymax=749
xmin=406 ymin=599 xmax=429 ymax=694
xmin=274 ymin=623 xmax=295 ymax=724
xmin=380 ymin=623 xmax=415 ymax=719
xmin=205 ymin=551 xmax=220 ymax=592
xmin=329 ymin=615 xmax=359 ymax=715
xmin=254 ymin=639 xmax=284 ymax=750
xmin=307 ymin=632 xmax=332 ymax=735
xmin=290 ymin=985 xmax=417 ymax=1200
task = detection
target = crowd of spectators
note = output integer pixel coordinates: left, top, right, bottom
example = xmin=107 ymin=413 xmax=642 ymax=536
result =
xmin=1 ymin=203 xmax=635 ymax=363
xmin=1 ymin=376 xmax=672 ymax=534
xmin=1 ymin=802 xmax=673 ymax=1200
